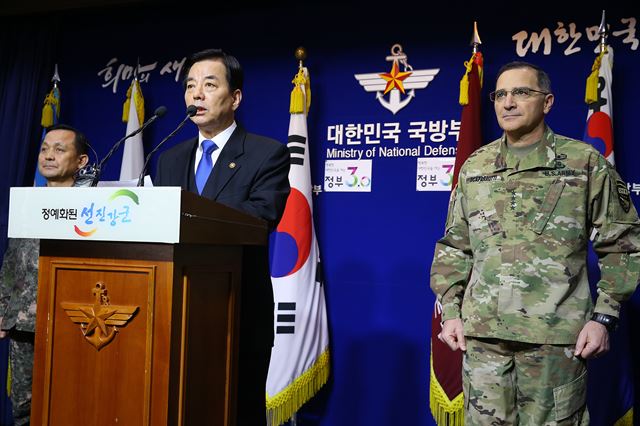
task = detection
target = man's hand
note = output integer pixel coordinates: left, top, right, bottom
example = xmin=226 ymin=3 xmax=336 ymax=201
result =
xmin=437 ymin=318 xmax=466 ymax=351
xmin=574 ymin=320 xmax=610 ymax=359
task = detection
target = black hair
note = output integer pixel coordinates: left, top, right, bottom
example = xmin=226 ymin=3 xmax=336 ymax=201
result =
xmin=45 ymin=124 xmax=89 ymax=156
xmin=182 ymin=48 xmax=244 ymax=92
xmin=495 ymin=61 xmax=552 ymax=92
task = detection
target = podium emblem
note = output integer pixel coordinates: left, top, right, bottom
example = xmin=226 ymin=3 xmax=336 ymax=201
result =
xmin=61 ymin=282 xmax=139 ymax=350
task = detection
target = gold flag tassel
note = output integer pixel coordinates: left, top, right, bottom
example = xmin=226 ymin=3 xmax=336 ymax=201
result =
xmin=429 ymin=348 xmax=464 ymax=426
xmin=266 ymin=350 xmax=329 ymax=426
xmin=6 ymin=351 xmax=11 ymax=398
xmin=289 ymin=68 xmax=311 ymax=114
xmin=122 ymin=80 xmax=145 ymax=124
xmin=41 ymin=88 xmax=59 ymax=128
xmin=458 ymin=53 xmax=476 ymax=106
xmin=585 ymin=49 xmax=606 ymax=104
xmin=613 ymin=407 xmax=633 ymax=426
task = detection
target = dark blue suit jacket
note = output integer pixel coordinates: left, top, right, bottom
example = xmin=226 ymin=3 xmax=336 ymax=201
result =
xmin=154 ymin=125 xmax=290 ymax=228
xmin=154 ymin=125 xmax=290 ymax=424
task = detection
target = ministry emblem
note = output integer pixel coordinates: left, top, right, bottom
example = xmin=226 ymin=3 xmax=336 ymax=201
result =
xmin=354 ymin=44 xmax=439 ymax=114
xmin=61 ymin=282 xmax=138 ymax=350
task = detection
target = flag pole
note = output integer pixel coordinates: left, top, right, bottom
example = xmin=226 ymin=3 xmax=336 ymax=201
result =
xmin=51 ymin=63 xmax=61 ymax=89
xmin=294 ymin=46 xmax=321 ymax=198
xmin=289 ymin=47 xmax=310 ymax=116
xmin=583 ymin=13 xmax=633 ymax=424
xmin=431 ymin=21 xmax=483 ymax=426
xmin=295 ymin=46 xmax=306 ymax=70
xmin=290 ymin=47 xmax=303 ymax=426
xmin=268 ymin=45 xmax=329 ymax=426
xmin=598 ymin=10 xmax=607 ymax=54
xmin=36 ymin=65 xmax=62 ymax=185
xmin=290 ymin=46 xmax=304 ymax=426
xmin=585 ymin=11 xmax=609 ymax=106
xmin=471 ymin=21 xmax=481 ymax=53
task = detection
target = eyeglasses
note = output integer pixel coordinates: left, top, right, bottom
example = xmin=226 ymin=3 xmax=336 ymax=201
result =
xmin=489 ymin=87 xmax=550 ymax=102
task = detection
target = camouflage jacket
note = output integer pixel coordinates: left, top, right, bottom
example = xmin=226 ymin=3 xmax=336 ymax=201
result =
xmin=0 ymin=238 xmax=39 ymax=332
xmin=430 ymin=128 xmax=640 ymax=344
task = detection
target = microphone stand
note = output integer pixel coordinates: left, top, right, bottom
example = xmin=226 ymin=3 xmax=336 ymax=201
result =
xmin=90 ymin=106 xmax=166 ymax=186
xmin=137 ymin=106 xmax=197 ymax=187
xmin=73 ymin=142 xmax=101 ymax=187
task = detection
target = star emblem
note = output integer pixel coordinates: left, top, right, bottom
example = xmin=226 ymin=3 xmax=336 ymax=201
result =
xmin=80 ymin=304 xmax=117 ymax=337
xmin=379 ymin=61 xmax=412 ymax=95
xmin=354 ymin=44 xmax=440 ymax=115
xmin=61 ymin=282 xmax=138 ymax=351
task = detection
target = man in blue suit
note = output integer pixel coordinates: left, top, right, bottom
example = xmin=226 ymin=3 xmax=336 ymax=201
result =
xmin=155 ymin=48 xmax=290 ymax=425
xmin=155 ymin=48 xmax=290 ymax=227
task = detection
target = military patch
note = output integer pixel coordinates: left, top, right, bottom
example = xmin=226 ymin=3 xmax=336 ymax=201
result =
xmin=616 ymin=179 xmax=631 ymax=213
xmin=542 ymin=169 xmax=578 ymax=177
xmin=466 ymin=175 xmax=501 ymax=183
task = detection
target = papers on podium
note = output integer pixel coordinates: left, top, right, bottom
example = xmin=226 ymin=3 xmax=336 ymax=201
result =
xmin=96 ymin=176 xmax=154 ymax=187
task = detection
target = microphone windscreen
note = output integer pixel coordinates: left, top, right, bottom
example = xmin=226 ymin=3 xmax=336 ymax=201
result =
xmin=186 ymin=105 xmax=198 ymax=117
xmin=154 ymin=105 xmax=168 ymax=117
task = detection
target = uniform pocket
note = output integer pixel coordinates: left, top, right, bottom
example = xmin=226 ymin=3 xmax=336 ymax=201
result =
xmin=531 ymin=179 xmax=565 ymax=234
xmin=553 ymin=370 xmax=587 ymax=421
xmin=468 ymin=208 xmax=503 ymax=249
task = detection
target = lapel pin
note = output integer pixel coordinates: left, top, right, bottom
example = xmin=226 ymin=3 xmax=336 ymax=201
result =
xmin=229 ymin=162 xmax=236 ymax=169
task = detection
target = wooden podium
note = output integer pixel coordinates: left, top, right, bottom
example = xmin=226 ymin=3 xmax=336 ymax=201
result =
xmin=8 ymin=188 xmax=267 ymax=426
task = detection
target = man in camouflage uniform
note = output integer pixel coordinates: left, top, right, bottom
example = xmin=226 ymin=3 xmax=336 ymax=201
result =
xmin=430 ymin=61 xmax=640 ymax=425
xmin=0 ymin=124 xmax=88 ymax=425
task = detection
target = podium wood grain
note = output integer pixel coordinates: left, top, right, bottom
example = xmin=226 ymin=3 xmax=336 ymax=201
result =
xmin=31 ymin=241 xmax=243 ymax=426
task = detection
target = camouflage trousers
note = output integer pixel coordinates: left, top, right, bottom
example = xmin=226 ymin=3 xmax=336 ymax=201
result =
xmin=9 ymin=330 xmax=34 ymax=426
xmin=463 ymin=337 xmax=589 ymax=426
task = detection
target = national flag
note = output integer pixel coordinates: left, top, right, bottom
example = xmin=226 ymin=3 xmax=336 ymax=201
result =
xmin=583 ymin=45 xmax=634 ymax=426
xmin=34 ymin=72 xmax=61 ymax=187
xmin=266 ymin=67 xmax=330 ymax=426
xmin=584 ymin=46 xmax=615 ymax=165
xmin=119 ymin=78 xmax=145 ymax=180
xmin=430 ymin=51 xmax=483 ymax=426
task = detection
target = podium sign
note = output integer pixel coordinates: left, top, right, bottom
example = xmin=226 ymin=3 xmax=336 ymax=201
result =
xmin=8 ymin=187 xmax=182 ymax=243
xmin=11 ymin=187 xmax=268 ymax=425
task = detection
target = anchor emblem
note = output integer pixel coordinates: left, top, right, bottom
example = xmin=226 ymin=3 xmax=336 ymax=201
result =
xmin=61 ymin=282 xmax=138 ymax=351
xmin=354 ymin=44 xmax=440 ymax=115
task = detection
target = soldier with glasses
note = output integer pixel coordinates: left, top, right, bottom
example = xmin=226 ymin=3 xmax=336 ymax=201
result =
xmin=430 ymin=61 xmax=640 ymax=425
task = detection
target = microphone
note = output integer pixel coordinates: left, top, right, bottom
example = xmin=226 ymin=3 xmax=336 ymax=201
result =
xmin=90 ymin=105 xmax=168 ymax=186
xmin=73 ymin=142 xmax=100 ymax=187
xmin=137 ymin=105 xmax=198 ymax=186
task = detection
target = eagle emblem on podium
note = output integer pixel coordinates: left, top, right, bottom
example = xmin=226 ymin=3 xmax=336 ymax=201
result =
xmin=61 ymin=282 xmax=138 ymax=351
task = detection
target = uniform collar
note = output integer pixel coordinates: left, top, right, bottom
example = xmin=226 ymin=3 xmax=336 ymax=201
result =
xmin=493 ymin=126 xmax=557 ymax=173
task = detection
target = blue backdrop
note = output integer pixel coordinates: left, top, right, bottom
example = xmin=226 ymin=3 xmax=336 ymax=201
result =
xmin=0 ymin=3 xmax=638 ymax=425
